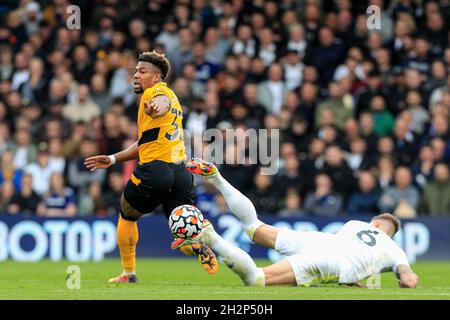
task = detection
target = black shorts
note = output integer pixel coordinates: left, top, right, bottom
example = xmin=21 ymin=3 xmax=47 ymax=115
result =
xmin=123 ymin=160 xmax=194 ymax=218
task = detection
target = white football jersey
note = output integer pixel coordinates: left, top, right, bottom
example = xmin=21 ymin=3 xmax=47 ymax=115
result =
xmin=332 ymin=220 xmax=409 ymax=283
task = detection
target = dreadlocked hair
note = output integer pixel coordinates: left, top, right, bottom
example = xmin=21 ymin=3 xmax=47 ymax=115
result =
xmin=138 ymin=50 xmax=171 ymax=81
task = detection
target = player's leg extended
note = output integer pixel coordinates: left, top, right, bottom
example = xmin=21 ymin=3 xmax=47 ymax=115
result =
xmin=196 ymin=221 xmax=296 ymax=286
xmin=165 ymin=164 xmax=219 ymax=274
xmin=196 ymin=221 xmax=265 ymax=286
xmin=186 ymin=158 xmax=280 ymax=248
xmin=261 ymin=259 xmax=297 ymax=286
xmin=108 ymin=194 xmax=142 ymax=283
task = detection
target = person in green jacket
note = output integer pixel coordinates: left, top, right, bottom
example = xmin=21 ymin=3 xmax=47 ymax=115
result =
xmin=421 ymin=163 xmax=450 ymax=216
xmin=370 ymin=95 xmax=395 ymax=137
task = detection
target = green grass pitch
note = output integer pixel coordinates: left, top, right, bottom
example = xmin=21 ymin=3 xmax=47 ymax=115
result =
xmin=0 ymin=259 xmax=449 ymax=300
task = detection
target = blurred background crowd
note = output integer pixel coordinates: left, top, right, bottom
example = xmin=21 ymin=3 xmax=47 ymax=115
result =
xmin=0 ymin=0 xmax=449 ymax=219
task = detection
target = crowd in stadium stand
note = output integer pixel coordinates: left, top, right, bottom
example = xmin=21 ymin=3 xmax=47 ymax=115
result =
xmin=0 ymin=0 xmax=449 ymax=219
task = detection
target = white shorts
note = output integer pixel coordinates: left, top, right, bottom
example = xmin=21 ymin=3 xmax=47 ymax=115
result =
xmin=274 ymin=228 xmax=339 ymax=286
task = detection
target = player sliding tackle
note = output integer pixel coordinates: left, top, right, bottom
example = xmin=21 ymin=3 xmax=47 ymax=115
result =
xmin=176 ymin=158 xmax=418 ymax=288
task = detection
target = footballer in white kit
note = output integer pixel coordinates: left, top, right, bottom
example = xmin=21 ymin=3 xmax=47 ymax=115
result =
xmin=182 ymin=158 xmax=418 ymax=289
xmin=276 ymin=220 xmax=410 ymax=286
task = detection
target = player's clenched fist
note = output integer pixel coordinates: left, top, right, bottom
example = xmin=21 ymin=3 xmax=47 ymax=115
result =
xmin=84 ymin=155 xmax=113 ymax=171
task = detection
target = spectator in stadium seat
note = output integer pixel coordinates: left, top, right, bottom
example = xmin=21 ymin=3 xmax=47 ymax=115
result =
xmin=274 ymin=155 xmax=304 ymax=198
xmin=18 ymin=57 xmax=48 ymax=105
xmin=62 ymin=84 xmax=101 ymax=123
xmin=429 ymin=74 xmax=450 ymax=108
xmin=90 ymin=73 xmax=111 ymax=114
xmin=204 ymin=90 xmax=229 ymax=129
xmin=169 ymin=27 xmax=194 ymax=76
xmin=126 ymin=18 xmax=148 ymax=50
xmin=37 ymin=172 xmax=77 ymax=217
xmin=155 ymin=16 xmax=180 ymax=55
xmin=10 ymin=129 xmax=37 ymax=170
xmin=378 ymin=166 xmax=420 ymax=215
xmin=47 ymin=138 xmax=66 ymax=173
xmin=346 ymin=137 xmax=377 ymax=172
xmin=303 ymin=172 xmax=343 ymax=216
xmin=217 ymin=55 xmax=243 ymax=90
xmin=404 ymin=36 xmax=432 ymax=75
xmin=235 ymin=84 xmax=263 ymax=128
xmin=0 ymin=121 xmax=10 ymax=156
xmin=404 ymin=90 xmax=430 ymax=135
xmin=0 ymin=45 xmax=13 ymax=81
xmin=284 ymin=115 xmax=311 ymax=154
xmin=430 ymin=137 xmax=449 ymax=162
xmin=11 ymin=51 xmax=30 ymax=91
xmin=278 ymin=188 xmax=306 ymax=217
xmin=185 ymin=97 xmax=208 ymax=137
xmin=404 ymin=68 xmax=428 ymax=106
xmin=24 ymin=142 xmax=59 ymax=196
xmin=0 ymin=180 xmax=15 ymax=213
xmin=192 ymin=42 xmax=221 ymax=83
xmin=393 ymin=117 xmax=418 ymax=165
xmin=373 ymin=46 xmax=392 ymax=82
xmin=257 ymin=63 xmax=288 ymax=115
xmin=204 ymin=26 xmax=230 ymax=66
xmin=343 ymin=118 xmax=360 ymax=148
xmin=70 ymin=45 xmax=94 ymax=84
xmin=67 ymin=138 xmax=106 ymax=195
xmin=315 ymin=81 xmax=353 ymax=130
xmin=299 ymin=137 xmax=325 ymax=187
xmin=310 ymin=27 xmax=346 ymax=86
xmin=96 ymin=111 xmax=127 ymax=156
xmin=411 ymin=144 xmax=436 ymax=191
xmin=296 ymin=82 xmax=318 ymax=128
xmin=377 ymin=156 xmax=395 ymax=190
xmin=102 ymin=171 xmax=125 ymax=216
xmin=322 ymin=144 xmax=357 ymax=200
xmin=78 ymin=180 xmax=106 ymax=216
xmin=347 ymin=14 xmax=369 ymax=48
xmin=283 ymin=50 xmax=304 ymax=91
xmin=333 ymin=56 xmax=365 ymax=82
xmin=41 ymin=104 xmax=72 ymax=141
xmin=425 ymin=114 xmax=450 ymax=143
xmin=369 ymin=95 xmax=395 ymax=137
xmin=230 ymin=24 xmax=257 ymax=58
xmin=420 ymin=163 xmax=450 ymax=216
xmin=424 ymin=60 xmax=447 ymax=100
xmin=355 ymin=69 xmax=387 ymax=116
xmin=422 ymin=11 xmax=448 ymax=54
xmin=0 ymin=150 xmax=23 ymax=191
xmin=376 ymin=136 xmax=396 ymax=162
xmin=7 ymin=173 xmax=41 ymax=215
xmin=246 ymin=57 xmax=267 ymax=83
xmin=286 ymin=24 xmax=308 ymax=58
xmin=5 ymin=91 xmax=25 ymax=124
xmin=257 ymin=27 xmax=279 ymax=67
xmin=347 ymin=171 xmax=381 ymax=216
xmin=247 ymin=170 xmax=281 ymax=215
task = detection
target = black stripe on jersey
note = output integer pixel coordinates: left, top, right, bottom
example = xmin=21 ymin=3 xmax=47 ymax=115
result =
xmin=138 ymin=128 xmax=160 ymax=146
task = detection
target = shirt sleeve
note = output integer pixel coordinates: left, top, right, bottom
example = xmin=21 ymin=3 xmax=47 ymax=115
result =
xmin=142 ymin=85 xmax=165 ymax=103
xmin=389 ymin=243 xmax=410 ymax=273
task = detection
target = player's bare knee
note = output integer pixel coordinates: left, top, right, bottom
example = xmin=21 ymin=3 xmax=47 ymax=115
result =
xmin=120 ymin=196 xmax=143 ymax=221
xmin=253 ymin=224 xmax=279 ymax=249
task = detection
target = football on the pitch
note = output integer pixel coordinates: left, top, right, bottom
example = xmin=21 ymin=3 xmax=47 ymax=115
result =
xmin=169 ymin=205 xmax=204 ymax=239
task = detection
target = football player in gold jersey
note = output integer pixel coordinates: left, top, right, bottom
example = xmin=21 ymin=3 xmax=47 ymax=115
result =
xmin=84 ymin=51 xmax=218 ymax=283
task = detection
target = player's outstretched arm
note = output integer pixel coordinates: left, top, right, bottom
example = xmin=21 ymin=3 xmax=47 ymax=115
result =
xmin=396 ymin=264 xmax=418 ymax=288
xmin=84 ymin=141 xmax=139 ymax=171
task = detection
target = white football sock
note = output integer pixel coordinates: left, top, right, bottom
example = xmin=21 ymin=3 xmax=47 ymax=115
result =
xmin=200 ymin=226 xmax=265 ymax=286
xmin=205 ymin=172 xmax=263 ymax=240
